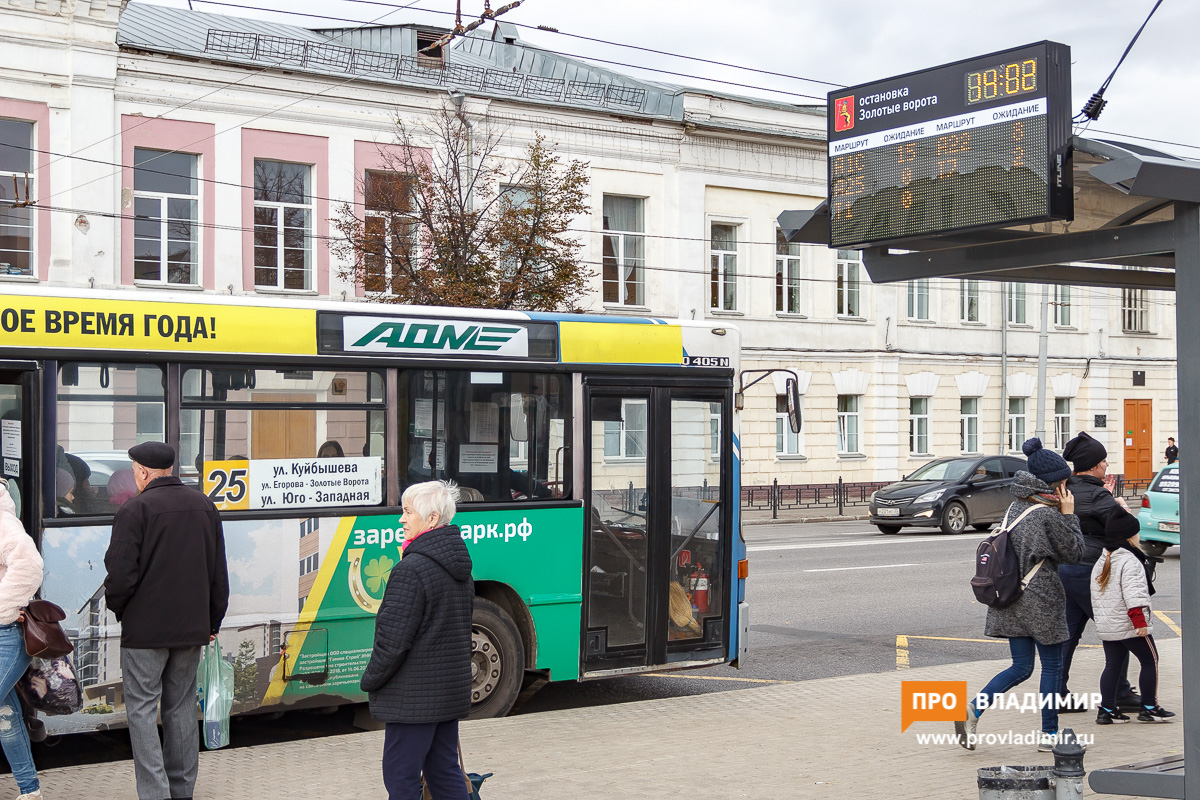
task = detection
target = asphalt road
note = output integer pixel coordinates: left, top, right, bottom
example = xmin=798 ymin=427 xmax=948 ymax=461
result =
xmin=21 ymin=519 xmax=1184 ymax=769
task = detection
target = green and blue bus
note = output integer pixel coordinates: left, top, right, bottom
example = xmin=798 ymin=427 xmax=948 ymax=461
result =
xmin=0 ymin=287 xmax=750 ymax=734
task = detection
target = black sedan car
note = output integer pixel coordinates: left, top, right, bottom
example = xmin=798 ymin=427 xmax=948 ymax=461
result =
xmin=869 ymin=455 xmax=1028 ymax=534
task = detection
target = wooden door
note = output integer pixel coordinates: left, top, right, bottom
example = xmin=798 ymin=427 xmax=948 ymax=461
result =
xmin=251 ymin=394 xmax=316 ymax=459
xmin=1123 ymin=399 xmax=1153 ymax=483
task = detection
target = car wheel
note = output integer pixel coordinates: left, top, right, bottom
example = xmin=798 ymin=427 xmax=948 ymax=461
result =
xmin=467 ymin=598 xmax=525 ymax=719
xmin=876 ymin=524 xmax=902 ymax=534
xmin=1141 ymin=540 xmax=1169 ymax=558
xmin=940 ymin=501 xmax=968 ymax=534
xmin=972 ymin=523 xmax=991 ymax=532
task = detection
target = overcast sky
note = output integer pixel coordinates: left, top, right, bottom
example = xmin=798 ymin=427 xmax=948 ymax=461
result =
xmin=150 ymin=0 xmax=1195 ymax=156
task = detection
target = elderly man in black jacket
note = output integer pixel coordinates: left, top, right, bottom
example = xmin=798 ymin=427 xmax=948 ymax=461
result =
xmin=1058 ymin=432 xmax=1138 ymax=717
xmin=104 ymin=441 xmax=229 ymax=800
xmin=362 ymin=480 xmax=473 ymax=800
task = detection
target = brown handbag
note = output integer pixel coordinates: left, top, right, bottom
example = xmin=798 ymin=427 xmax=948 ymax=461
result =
xmin=21 ymin=600 xmax=73 ymax=659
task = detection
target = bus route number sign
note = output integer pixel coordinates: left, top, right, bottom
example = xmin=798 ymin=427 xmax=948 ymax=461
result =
xmin=827 ymin=41 xmax=1073 ymax=247
xmin=204 ymin=461 xmax=250 ymax=511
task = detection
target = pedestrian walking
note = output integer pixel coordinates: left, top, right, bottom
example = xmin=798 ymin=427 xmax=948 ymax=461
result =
xmin=956 ymin=439 xmax=1084 ymax=753
xmin=104 ymin=442 xmax=229 ymax=800
xmin=361 ymin=481 xmax=473 ymax=800
xmin=1058 ymin=431 xmax=1140 ymax=716
xmin=0 ymin=478 xmax=45 ymax=800
xmin=1165 ymin=437 xmax=1178 ymax=465
xmin=1091 ymin=506 xmax=1175 ymax=724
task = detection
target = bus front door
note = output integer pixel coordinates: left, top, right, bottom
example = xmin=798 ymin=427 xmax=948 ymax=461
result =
xmin=583 ymin=384 xmax=728 ymax=673
xmin=0 ymin=363 xmax=38 ymax=533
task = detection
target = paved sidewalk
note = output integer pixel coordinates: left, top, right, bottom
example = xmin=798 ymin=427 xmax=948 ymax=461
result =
xmin=38 ymin=639 xmax=1183 ymax=799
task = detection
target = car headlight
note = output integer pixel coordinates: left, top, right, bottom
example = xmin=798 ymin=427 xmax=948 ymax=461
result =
xmin=869 ymin=491 xmax=877 ymax=503
xmin=915 ymin=488 xmax=946 ymax=504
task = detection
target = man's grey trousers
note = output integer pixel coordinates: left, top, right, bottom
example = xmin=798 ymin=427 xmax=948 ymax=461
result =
xmin=121 ymin=646 xmax=203 ymax=800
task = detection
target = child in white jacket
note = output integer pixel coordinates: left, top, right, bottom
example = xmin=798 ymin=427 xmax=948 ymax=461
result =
xmin=1090 ymin=506 xmax=1174 ymax=724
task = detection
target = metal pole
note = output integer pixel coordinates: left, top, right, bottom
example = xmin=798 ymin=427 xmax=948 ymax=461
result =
xmin=838 ymin=476 xmax=844 ymax=516
xmin=1000 ymin=283 xmax=1009 ymax=454
xmin=1035 ymin=283 xmax=1050 ymax=443
xmin=1173 ymin=201 xmax=1200 ymax=797
xmin=772 ymin=478 xmax=778 ymax=520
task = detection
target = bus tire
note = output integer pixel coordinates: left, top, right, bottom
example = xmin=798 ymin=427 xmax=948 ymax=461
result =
xmin=468 ymin=598 xmax=524 ymax=719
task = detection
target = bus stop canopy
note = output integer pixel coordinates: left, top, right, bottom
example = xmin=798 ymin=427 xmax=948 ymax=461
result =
xmin=780 ymin=135 xmax=1200 ymax=798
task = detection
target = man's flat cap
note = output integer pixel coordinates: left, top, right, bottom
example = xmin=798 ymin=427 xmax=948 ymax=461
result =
xmin=128 ymin=441 xmax=175 ymax=470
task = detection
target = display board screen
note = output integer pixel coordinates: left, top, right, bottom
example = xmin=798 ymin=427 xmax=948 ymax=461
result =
xmin=827 ymin=41 xmax=1072 ymax=248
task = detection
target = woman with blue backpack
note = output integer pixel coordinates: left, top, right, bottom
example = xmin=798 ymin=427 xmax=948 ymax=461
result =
xmin=955 ymin=438 xmax=1085 ymax=753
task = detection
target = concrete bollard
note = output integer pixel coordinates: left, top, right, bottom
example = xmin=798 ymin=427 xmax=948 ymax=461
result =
xmin=1051 ymin=728 xmax=1086 ymax=800
xmin=977 ymin=766 xmax=1055 ymax=800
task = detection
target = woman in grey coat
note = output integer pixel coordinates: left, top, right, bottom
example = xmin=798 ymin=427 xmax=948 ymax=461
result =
xmin=956 ymin=438 xmax=1084 ymax=753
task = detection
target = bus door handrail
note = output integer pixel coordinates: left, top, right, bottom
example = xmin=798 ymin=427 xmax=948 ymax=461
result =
xmin=670 ymin=501 xmax=720 ymax=562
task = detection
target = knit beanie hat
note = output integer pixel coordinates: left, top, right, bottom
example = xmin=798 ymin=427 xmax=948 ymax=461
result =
xmin=1103 ymin=505 xmax=1141 ymax=550
xmin=1022 ymin=438 xmax=1072 ymax=485
xmin=1062 ymin=431 xmax=1107 ymax=473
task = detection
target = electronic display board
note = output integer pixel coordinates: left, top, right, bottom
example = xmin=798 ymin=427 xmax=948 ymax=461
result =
xmin=827 ymin=41 xmax=1072 ymax=248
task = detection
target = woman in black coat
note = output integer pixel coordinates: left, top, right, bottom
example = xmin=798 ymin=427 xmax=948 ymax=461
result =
xmin=361 ymin=480 xmax=474 ymax=800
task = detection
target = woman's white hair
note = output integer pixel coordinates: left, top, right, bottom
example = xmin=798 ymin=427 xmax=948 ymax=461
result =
xmin=402 ymin=480 xmax=458 ymax=526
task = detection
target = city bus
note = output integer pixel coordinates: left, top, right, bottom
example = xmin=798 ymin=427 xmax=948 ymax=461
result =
xmin=0 ymin=287 xmax=751 ymax=734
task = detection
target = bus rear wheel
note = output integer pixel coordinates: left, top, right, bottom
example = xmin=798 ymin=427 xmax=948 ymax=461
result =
xmin=468 ymin=598 xmax=524 ymax=719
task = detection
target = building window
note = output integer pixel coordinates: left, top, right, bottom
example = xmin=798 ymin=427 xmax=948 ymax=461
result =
xmin=1122 ymin=286 xmax=1149 ymax=332
xmin=1008 ymin=398 xmax=1027 ymax=451
xmin=909 ymin=397 xmax=930 ymax=454
xmin=1007 ymin=283 xmax=1027 ymax=324
xmin=0 ymin=119 xmax=35 ymax=277
xmin=363 ymin=170 xmax=414 ymax=296
xmin=132 ymin=148 xmax=199 ymax=285
xmin=254 ymin=159 xmax=312 ymax=290
xmin=299 ymin=553 xmax=319 ymax=577
xmin=775 ymin=395 xmax=801 ymax=456
xmin=907 ymin=280 xmax=930 ymax=320
xmin=837 ymin=394 xmax=860 ymax=454
xmin=960 ymin=397 xmax=979 ymax=453
xmin=1054 ymin=398 xmax=1072 ymax=450
xmin=709 ymin=223 xmax=738 ymax=311
xmin=776 ymin=229 xmax=802 ymax=315
xmin=836 ymin=250 xmax=861 ymax=317
xmin=1052 ymin=286 xmax=1071 ymax=326
xmin=709 ymin=402 xmax=721 ymax=458
xmin=960 ymin=280 xmax=980 ymax=322
xmin=603 ymin=398 xmax=647 ymax=459
xmin=602 ymin=195 xmax=645 ymax=307
xmin=298 ymin=595 xmax=308 ymax=613
xmin=299 ymin=518 xmax=317 ymax=538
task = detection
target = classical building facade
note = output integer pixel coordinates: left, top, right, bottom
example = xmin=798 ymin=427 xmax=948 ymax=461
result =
xmin=0 ymin=0 xmax=1177 ymax=488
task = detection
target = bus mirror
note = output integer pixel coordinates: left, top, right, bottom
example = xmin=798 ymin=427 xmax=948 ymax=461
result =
xmin=786 ymin=377 xmax=802 ymax=434
xmin=510 ymin=393 xmax=529 ymax=443
xmin=734 ymin=392 xmax=744 ymax=411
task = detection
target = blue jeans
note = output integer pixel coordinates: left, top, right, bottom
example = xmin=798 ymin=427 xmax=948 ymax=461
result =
xmin=0 ymin=623 xmax=37 ymax=794
xmin=976 ymin=636 xmax=1062 ymax=735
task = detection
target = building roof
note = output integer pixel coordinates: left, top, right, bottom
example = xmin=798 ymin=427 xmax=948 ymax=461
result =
xmin=115 ymin=2 xmax=823 ymax=130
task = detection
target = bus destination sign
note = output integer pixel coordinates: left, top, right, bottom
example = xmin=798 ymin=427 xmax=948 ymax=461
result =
xmin=827 ymin=41 xmax=1073 ymax=248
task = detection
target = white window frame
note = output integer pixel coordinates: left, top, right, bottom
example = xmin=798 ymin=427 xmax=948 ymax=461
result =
xmin=837 ymin=394 xmax=861 ymax=454
xmin=132 ymin=148 xmax=200 ymax=286
xmin=836 ymin=250 xmax=862 ymax=317
xmin=254 ymin=159 xmax=312 ymax=291
xmin=775 ymin=228 xmax=802 ymax=315
xmin=0 ymin=118 xmax=35 ymax=278
xmin=1054 ymin=398 xmax=1072 ymax=450
xmin=1052 ymin=285 xmax=1072 ymax=327
xmin=960 ymin=280 xmax=980 ymax=322
xmin=909 ymin=397 xmax=930 ymax=455
xmin=1007 ymin=282 xmax=1028 ymax=324
xmin=603 ymin=398 xmax=648 ymax=460
xmin=709 ymin=402 xmax=722 ymax=461
xmin=1007 ymin=398 xmax=1028 ymax=452
xmin=601 ymin=194 xmax=646 ymax=308
xmin=1122 ymin=277 xmax=1150 ymax=333
xmin=775 ymin=394 xmax=803 ymax=457
xmin=960 ymin=397 xmax=980 ymax=454
xmin=709 ymin=221 xmax=740 ymax=312
xmin=906 ymin=279 xmax=930 ymax=321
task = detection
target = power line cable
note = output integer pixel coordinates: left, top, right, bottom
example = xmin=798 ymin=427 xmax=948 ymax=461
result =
xmin=1076 ymin=0 xmax=1165 ymax=122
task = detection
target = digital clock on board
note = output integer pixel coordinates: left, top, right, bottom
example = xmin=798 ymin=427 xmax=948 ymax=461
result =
xmin=826 ymin=41 xmax=1072 ymax=248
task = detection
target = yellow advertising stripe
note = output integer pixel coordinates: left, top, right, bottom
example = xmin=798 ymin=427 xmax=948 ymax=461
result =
xmin=896 ymin=635 xmax=910 ymax=670
xmin=558 ymin=321 xmax=682 ymax=365
xmin=0 ymin=295 xmax=316 ymax=354
xmin=263 ymin=516 xmax=357 ymax=705
xmin=1154 ymin=610 xmax=1183 ymax=637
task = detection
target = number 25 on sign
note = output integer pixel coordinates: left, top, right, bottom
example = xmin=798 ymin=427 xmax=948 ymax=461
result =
xmin=204 ymin=460 xmax=250 ymax=510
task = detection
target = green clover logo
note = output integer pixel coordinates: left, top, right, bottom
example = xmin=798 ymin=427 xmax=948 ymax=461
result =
xmin=364 ymin=555 xmax=395 ymax=594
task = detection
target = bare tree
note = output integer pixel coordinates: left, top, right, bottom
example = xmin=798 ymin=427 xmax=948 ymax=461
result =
xmin=333 ymin=103 xmax=591 ymax=310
